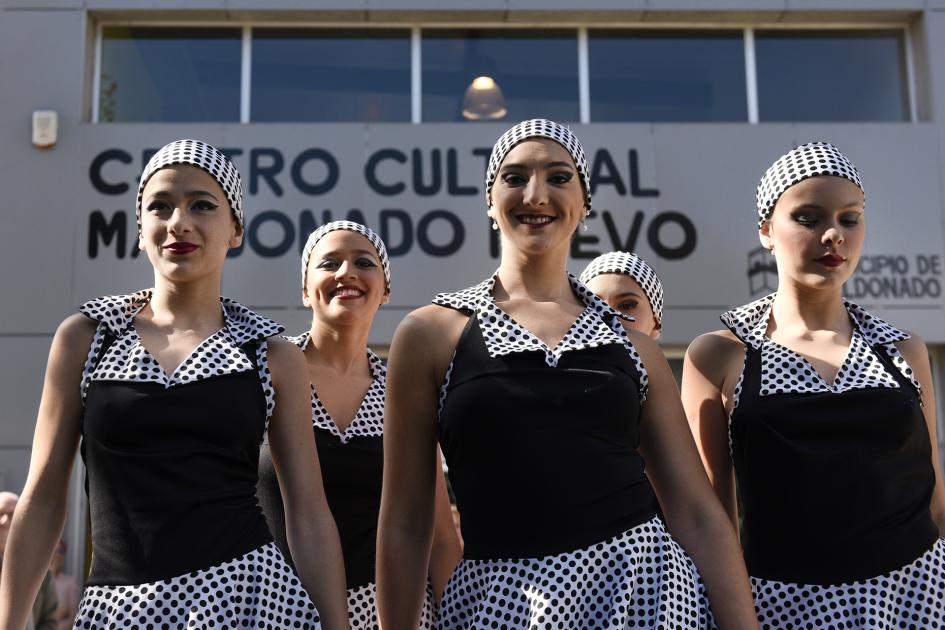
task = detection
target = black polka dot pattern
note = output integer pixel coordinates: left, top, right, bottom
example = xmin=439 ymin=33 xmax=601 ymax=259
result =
xmin=136 ymin=139 xmax=244 ymax=229
xmin=756 ymin=142 xmax=863 ymax=226
xmin=485 ymin=119 xmax=592 ymax=210
xmin=751 ymin=539 xmax=945 ymax=630
xmin=579 ymin=251 xmax=665 ymax=325
xmin=346 ymin=581 xmax=436 ymax=630
xmin=299 ymin=220 xmax=391 ymax=292
xmin=437 ymin=517 xmax=714 ymax=630
xmin=79 ymin=292 xmax=283 ymax=430
xmin=73 ymin=542 xmax=320 ymax=629
xmin=286 ymin=332 xmax=385 ymax=442
xmin=432 ymin=271 xmax=647 ymax=400
xmin=720 ymin=293 xmax=918 ymax=398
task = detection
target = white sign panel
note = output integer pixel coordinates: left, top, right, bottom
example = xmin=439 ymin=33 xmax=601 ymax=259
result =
xmin=69 ymin=123 xmax=945 ymax=344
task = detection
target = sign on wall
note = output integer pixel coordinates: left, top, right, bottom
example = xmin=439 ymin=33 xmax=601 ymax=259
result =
xmin=72 ymin=124 xmax=945 ymax=344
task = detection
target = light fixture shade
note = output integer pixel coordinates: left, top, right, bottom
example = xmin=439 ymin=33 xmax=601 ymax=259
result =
xmin=462 ymin=76 xmax=507 ymax=120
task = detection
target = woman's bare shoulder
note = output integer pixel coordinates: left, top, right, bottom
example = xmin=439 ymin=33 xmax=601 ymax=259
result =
xmin=685 ymin=329 xmax=746 ymax=386
xmin=55 ymin=314 xmax=99 ymax=358
xmin=390 ymin=304 xmax=470 ymax=375
xmin=687 ymin=329 xmax=744 ymax=362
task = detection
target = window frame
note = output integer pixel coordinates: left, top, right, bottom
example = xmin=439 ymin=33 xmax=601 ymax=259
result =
xmin=91 ymin=20 xmax=917 ymax=125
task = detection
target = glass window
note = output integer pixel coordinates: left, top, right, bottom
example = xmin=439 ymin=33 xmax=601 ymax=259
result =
xmin=99 ymin=27 xmax=241 ymax=123
xmin=422 ymin=29 xmax=579 ymax=123
xmin=251 ymin=28 xmax=411 ymax=122
xmin=589 ymin=30 xmax=747 ymax=122
xmin=755 ymin=30 xmax=909 ymax=122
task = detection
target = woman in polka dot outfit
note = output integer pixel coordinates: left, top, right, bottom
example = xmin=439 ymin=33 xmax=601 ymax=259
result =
xmin=682 ymin=142 xmax=945 ymax=629
xmin=580 ymin=251 xmax=665 ymax=340
xmin=256 ymin=221 xmax=462 ymax=629
xmin=377 ymin=119 xmax=758 ymax=630
xmin=0 ymin=140 xmax=348 ymax=630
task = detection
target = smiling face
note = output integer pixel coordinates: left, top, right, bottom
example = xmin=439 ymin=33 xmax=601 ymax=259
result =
xmin=585 ymin=273 xmax=660 ymax=338
xmin=489 ymin=138 xmax=586 ymax=258
xmin=139 ymin=165 xmax=242 ymax=284
xmin=761 ymin=175 xmax=865 ymax=292
xmin=302 ymin=229 xmax=389 ymax=325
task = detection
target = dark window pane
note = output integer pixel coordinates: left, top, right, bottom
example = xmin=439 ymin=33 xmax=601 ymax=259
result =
xmin=589 ymin=30 xmax=747 ymax=122
xmin=422 ymin=29 xmax=579 ymax=123
xmin=99 ymin=27 xmax=241 ymax=122
xmin=756 ymin=30 xmax=908 ymax=121
xmin=251 ymin=28 xmax=411 ymax=122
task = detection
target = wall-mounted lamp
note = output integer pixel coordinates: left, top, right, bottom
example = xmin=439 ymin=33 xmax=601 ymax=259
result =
xmin=462 ymin=76 xmax=507 ymax=121
xmin=32 ymin=110 xmax=58 ymax=149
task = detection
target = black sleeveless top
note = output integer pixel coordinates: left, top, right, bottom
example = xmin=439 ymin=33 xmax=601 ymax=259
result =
xmin=257 ymin=334 xmax=386 ymax=590
xmin=434 ymin=273 xmax=657 ymax=560
xmin=723 ymin=294 xmax=938 ymax=584
xmin=79 ymin=292 xmax=282 ymax=586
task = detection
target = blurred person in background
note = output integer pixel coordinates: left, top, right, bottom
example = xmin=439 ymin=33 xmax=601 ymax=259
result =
xmin=48 ymin=540 xmax=77 ymax=630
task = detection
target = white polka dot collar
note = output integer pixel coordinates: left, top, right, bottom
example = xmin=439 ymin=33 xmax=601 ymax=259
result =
xmin=79 ymin=290 xmax=284 ymax=345
xmin=433 ymin=271 xmax=641 ymax=370
xmin=720 ymin=293 xmax=909 ymax=351
xmin=286 ymin=332 xmax=386 ymax=442
xmin=722 ymin=293 xmax=920 ymax=397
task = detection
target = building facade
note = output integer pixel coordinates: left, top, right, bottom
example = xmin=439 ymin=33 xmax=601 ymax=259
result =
xmin=2 ymin=0 xmax=945 ymax=580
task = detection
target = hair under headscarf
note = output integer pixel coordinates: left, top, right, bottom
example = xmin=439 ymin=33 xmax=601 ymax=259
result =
xmin=756 ymin=141 xmax=863 ymax=227
xmin=579 ymin=251 xmax=664 ymax=326
xmin=485 ymin=119 xmax=592 ymax=211
xmin=300 ymin=220 xmax=391 ymax=292
xmin=136 ymin=139 xmax=244 ymax=229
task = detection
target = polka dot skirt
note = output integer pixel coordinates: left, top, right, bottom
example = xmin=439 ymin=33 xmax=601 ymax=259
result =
xmin=436 ymin=517 xmax=715 ymax=630
xmin=73 ymin=542 xmax=320 ymax=629
xmin=346 ymin=581 xmax=437 ymax=630
xmin=751 ymin=539 xmax=945 ymax=630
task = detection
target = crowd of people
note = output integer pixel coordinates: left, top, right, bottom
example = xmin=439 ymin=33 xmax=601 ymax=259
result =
xmin=0 ymin=119 xmax=942 ymax=630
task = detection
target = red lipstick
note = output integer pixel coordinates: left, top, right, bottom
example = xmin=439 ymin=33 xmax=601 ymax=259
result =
xmin=816 ymin=254 xmax=845 ymax=268
xmin=164 ymin=242 xmax=198 ymax=254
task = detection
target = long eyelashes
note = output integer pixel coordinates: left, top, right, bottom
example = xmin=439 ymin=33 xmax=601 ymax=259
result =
xmin=500 ymin=171 xmax=574 ymax=185
xmin=145 ymin=200 xmax=218 ymax=212
xmin=316 ymin=258 xmax=379 ymax=270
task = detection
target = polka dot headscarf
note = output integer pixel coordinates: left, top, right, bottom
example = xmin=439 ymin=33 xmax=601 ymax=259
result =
xmin=579 ymin=251 xmax=664 ymax=326
xmin=300 ymin=221 xmax=391 ymax=292
xmin=756 ymin=141 xmax=863 ymax=226
xmin=485 ymin=119 xmax=592 ymax=211
xmin=136 ymin=139 xmax=244 ymax=229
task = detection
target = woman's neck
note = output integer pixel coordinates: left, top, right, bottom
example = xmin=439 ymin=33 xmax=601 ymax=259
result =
xmin=496 ymin=245 xmax=575 ymax=304
xmin=306 ymin=318 xmax=372 ymax=375
xmin=148 ymin=275 xmax=225 ymax=329
xmin=770 ymin=281 xmax=850 ymax=336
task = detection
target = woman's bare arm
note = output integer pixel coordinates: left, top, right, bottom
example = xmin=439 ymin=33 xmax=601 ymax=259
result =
xmin=429 ymin=448 xmax=462 ymax=602
xmin=377 ymin=306 xmax=464 ymax=630
xmin=681 ymin=331 xmax=745 ymax=528
xmin=633 ymin=331 xmax=757 ymax=630
xmin=0 ymin=315 xmax=94 ymax=630
xmin=266 ymin=338 xmax=349 ymax=630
